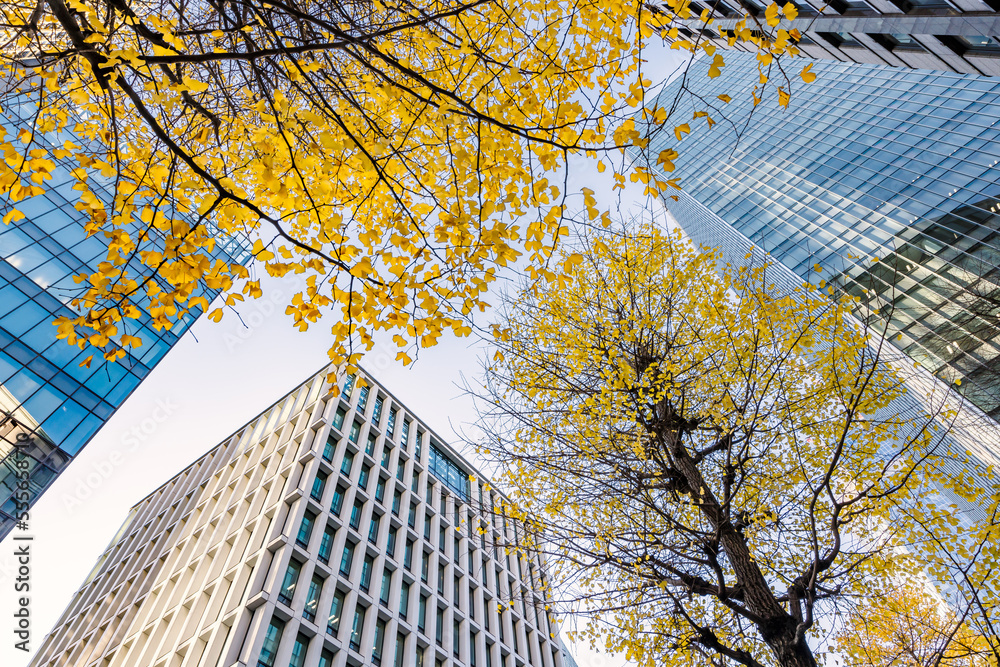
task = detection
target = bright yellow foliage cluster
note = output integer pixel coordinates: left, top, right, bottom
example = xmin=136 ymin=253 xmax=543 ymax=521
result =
xmin=480 ymin=225 xmax=1000 ymax=666
xmin=0 ymin=0 xmax=804 ymax=375
xmin=835 ymin=582 xmax=998 ymax=667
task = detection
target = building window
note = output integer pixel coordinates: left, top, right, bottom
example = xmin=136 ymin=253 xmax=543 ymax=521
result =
xmin=387 ymin=408 xmax=397 ymax=435
xmin=401 ymin=419 xmax=410 ymax=447
xmin=375 ymin=477 xmax=386 ymax=503
xmin=341 ymin=450 xmax=355 ymax=476
xmin=394 ymin=633 xmax=407 ymax=667
xmin=871 ymin=33 xmax=923 ymax=51
xmin=892 ymin=0 xmax=956 ymax=12
xmin=953 ymin=35 xmax=1000 ymax=53
xmin=359 ymin=464 xmax=371 ymax=491
xmin=411 ymin=471 xmax=420 ymax=494
xmin=428 ymin=442 xmax=470 ymax=501
xmin=258 ymin=618 xmax=285 ymax=667
xmin=437 ymin=564 xmax=445 ymax=595
xmin=311 ymin=470 xmax=327 ymax=502
xmin=369 ymin=514 xmax=381 ymax=544
xmin=360 ymin=555 xmax=375 ymax=592
xmin=435 ymin=608 xmax=444 ymax=646
xmin=340 ymin=542 xmax=356 ymax=577
xmin=453 ymin=620 xmax=461 ymax=656
xmin=381 ymin=445 xmax=392 ymax=469
xmin=323 ymin=435 xmax=336 ymax=463
xmin=279 ymin=560 xmax=301 ymax=605
xmin=439 ymin=527 xmax=446 ymax=551
xmin=296 ymin=511 xmax=315 ymax=548
xmin=349 ymin=421 xmax=361 ymax=444
xmin=373 ymin=396 xmax=384 ymax=424
xmin=373 ymin=618 xmax=387 ymax=665
xmin=424 ymin=513 xmax=432 ymax=540
xmin=404 ymin=540 xmax=414 ymax=570
xmin=415 ymin=429 xmax=424 ymax=458
xmin=358 ymin=385 xmax=370 ymax=412
xmin=471 ymin=632 xmax=479 ymax=667
xmin=392 ymin=490 xmax=401 ymax=516
xmin=819 ymin=31 xmax=860 ymax=47
xmin=387 ymin=527 xmax=398 ymax=558
xmin=343 ymin=373 xmax=356 ymax=395
xmin=366 ymin=433 xmax=377 ymax=456
xmin=333 ymin=406 xmax=346 ymax=430
xmin=331 ymin=486 xmax=346 ymax=516
xmin=328 ymin=589 xmax=346 ymax=636
xmin=418 ymin=594 xmax=427 ymax=632
xmin=350 ymin=605 xmax=366 ymax=652
xmin=408 ymin=503 xmax=417 ymax=528
xmin=380 ymin=568 xmax=393 ymax=605
xmin=828 ymin=0 xmax=871 ymax=13
xmin=304 ymin=575 xmax=323 ymax=622
xmin=399 ymin=581 xmax=410 ymax=619
xmin=350 ymin=500 xmax=363 ymax=530
xmin=319 ymin=648 xmax=335 ymax=667
xmin=421 ymin=551 xmax=429 ymax=583
xmin=289 ymin=633 xmax=308 ymax=667
xmin=318 ymin=525 xmax=335 ymax=564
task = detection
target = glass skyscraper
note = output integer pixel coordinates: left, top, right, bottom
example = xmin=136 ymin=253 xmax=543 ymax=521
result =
xmin=643 ymin=52 xmax=1000 ymax=463
xmin=0 ymin=104 xmax=250 ymax=539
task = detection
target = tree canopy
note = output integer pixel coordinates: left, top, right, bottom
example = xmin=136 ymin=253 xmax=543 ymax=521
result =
xmin=0 ymin=0 xmax=812 ymax=373
xmin=475 ymin=223 xmax=1000 ymax=667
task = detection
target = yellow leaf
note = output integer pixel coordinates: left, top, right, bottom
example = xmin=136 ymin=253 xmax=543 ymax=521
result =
xmin=801 ymin=63 xmax=817 ymax=83
xmin=656 ymin=149 xmax=678 ymax=172
xmin=674 ymin=124 xmax=691 ymax=141
xmin=707 ymin=54 xmax=725 ymax=78
xmin=717 ymin=94 xmax=732 ymax=104
xmin=3 ymin=209 xmax=25 ymax=225
xmin=783 ymin=2 xmax=798 ymax=20
xmin=764 ymin=2 xmax=780 ymax=26
xmin=208 ymin=308 xmax=224 ymax=322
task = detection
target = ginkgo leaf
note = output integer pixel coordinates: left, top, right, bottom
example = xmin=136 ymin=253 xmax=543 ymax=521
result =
xmin=801 ymin=63 xmax=817 ymax=83
xmin=764 ymin=2 xmax=781 ymax=26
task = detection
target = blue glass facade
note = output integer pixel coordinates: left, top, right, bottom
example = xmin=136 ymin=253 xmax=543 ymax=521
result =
xmin=645 ymin=53 xmax=1000 ymax=424
xmin=0 ymin=106 xmax=250 ymax=539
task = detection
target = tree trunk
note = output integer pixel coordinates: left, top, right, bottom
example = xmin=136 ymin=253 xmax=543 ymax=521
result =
xmin=666 ymin=428 xmax=818 ymax=667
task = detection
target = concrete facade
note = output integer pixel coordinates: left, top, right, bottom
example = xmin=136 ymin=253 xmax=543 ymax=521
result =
xmin=672 ymin=0 xmax=1000 ymax=75
xmin=29 ymin=367 xmax=567 ymax=667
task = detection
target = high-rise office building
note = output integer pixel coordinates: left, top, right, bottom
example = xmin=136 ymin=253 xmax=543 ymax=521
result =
xmin=670 ymin=0 xmax=1000 ymax=75
xmin=29 ymin=367 xmax=570 ymax=667
xmin=0 ymin=104 xmax=250 ymax=539
xmin=642 ymin=52 xmax=1000 ymax=464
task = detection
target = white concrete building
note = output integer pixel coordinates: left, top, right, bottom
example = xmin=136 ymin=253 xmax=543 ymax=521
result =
xmin=30 ymin=366 xmax=568 ymax=667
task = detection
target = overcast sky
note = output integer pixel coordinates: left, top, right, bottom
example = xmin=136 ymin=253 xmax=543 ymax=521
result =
xmin=1 ymin=44 xmax=686 ymax=667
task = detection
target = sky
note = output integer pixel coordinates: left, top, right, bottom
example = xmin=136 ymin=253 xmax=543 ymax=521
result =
xmin=0 ymin=46 xmax=689 ymax=667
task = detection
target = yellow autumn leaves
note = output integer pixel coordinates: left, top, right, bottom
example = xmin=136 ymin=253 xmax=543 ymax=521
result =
xmin=1 ymin=0 xmax=813 ymax=378
xmin=479 ymin=223 xmax=1000 ymax=667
